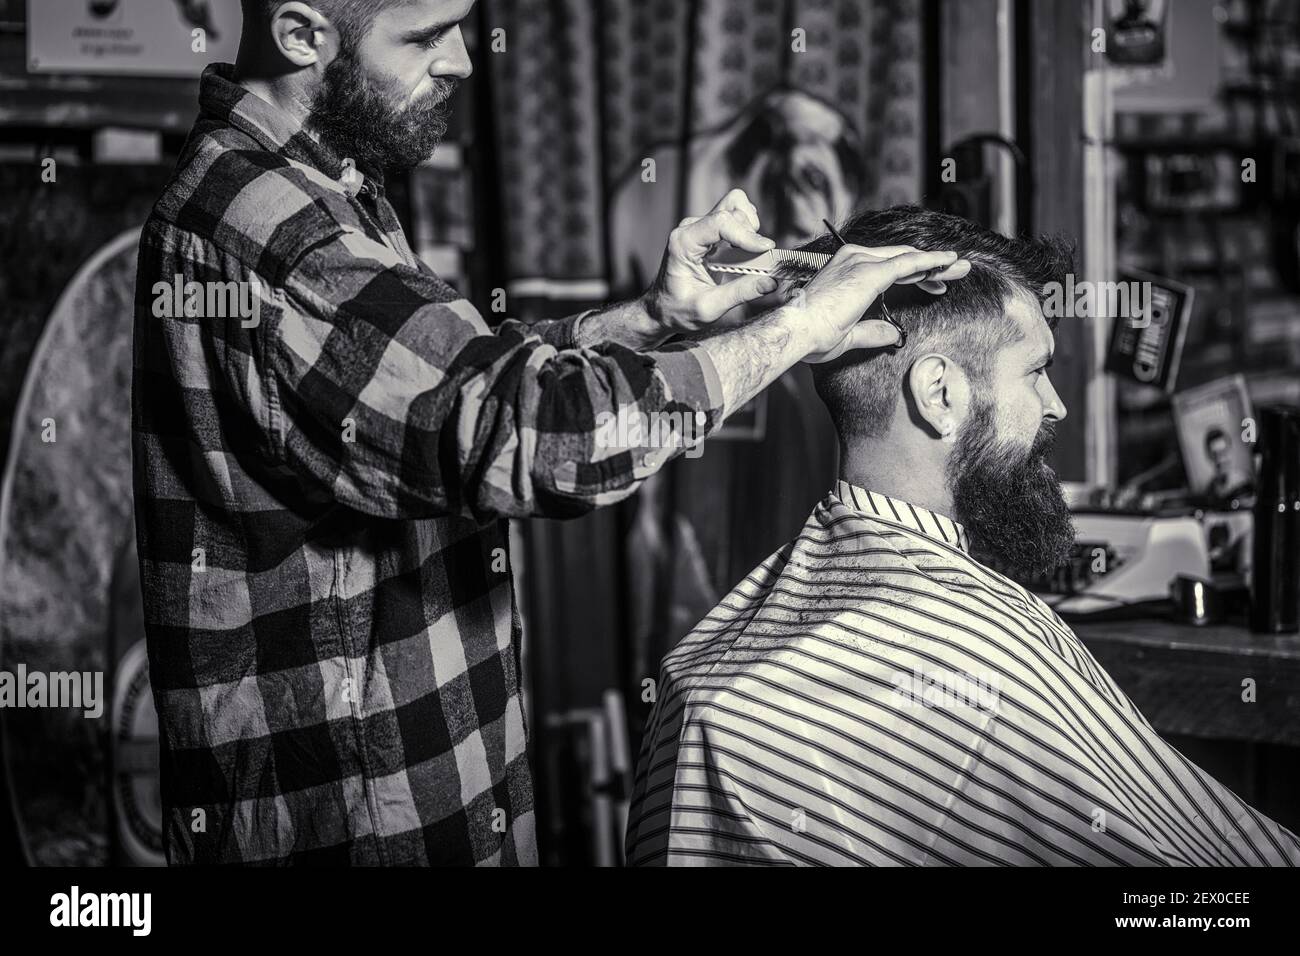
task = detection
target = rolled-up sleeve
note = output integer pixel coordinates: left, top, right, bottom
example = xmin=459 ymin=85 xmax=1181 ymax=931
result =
xmin=267 ymin=225 xmax=725 ymax=522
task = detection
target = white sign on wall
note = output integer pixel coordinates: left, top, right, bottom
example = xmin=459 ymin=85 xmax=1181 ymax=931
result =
xmin=27 ymin=0 xmax=242 ymax=76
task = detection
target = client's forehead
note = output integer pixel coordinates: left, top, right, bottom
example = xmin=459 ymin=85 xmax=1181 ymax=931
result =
xmin=1003 ymin=289 xmax=1054 ymax=361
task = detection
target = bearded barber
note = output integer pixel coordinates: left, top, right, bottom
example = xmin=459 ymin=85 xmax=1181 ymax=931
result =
xmin=133 ymin=0 xmax=969 ymax=865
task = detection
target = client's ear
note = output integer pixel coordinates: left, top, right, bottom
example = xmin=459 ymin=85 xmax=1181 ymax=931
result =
xmin=907 ymin=353 xmax=971 ymax=444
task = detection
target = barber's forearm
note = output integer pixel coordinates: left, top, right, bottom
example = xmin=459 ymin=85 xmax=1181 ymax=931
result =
xmin=572 ymin=297 xmax=667 ymax=350
xmin=699 ymin=306 xmax=809 ymax=418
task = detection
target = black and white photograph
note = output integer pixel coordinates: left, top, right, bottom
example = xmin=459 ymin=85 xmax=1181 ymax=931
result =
xmin=0 ymin=0 xmax=1299 ymax=937
xmin=1171 ymin=373 xmax=1254 ymax=502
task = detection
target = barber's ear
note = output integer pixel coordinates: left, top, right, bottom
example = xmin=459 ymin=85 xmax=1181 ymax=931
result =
xmin=268 ymin=2 xmax=334 ymax=67
xmin=907 ymin=353 xmax=970 ymax=444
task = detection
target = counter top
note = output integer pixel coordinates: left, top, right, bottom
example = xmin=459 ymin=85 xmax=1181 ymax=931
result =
xmin=1073 ymin=613 xmax=1300 ymax=746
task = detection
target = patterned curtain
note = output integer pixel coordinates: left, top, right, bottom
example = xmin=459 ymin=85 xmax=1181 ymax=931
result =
xmin=485 ymin=0 xmax=922 ymax=307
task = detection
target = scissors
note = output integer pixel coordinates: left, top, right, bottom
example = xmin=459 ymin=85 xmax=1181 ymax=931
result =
xmin=704 ymin=219 xmax=916 ymax=349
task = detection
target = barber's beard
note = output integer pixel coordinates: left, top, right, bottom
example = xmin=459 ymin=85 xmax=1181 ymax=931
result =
xmin=948 ymin=401 xmax=1075 ymax=579
xmin=308 ymin=47 xmax=458 ymax=173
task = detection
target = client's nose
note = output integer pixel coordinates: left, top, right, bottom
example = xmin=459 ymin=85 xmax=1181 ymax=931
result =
xmin=1044 ymin=383 xmax=1067 ymax=423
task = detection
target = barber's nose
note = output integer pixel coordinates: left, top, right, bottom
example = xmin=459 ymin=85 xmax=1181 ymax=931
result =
xmin=433 ymin=27 xmax=473 ymax=80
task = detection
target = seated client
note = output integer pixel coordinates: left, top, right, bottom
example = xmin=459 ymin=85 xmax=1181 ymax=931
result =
xmin=625 ymin=205 xmax=1300 ymax=866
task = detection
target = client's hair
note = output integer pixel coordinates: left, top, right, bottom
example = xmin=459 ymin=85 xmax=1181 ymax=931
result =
xmin=240 ymin=0 xmax=396 ymax=45
xmin=806 ymin=206 xmax=1073 ymax=440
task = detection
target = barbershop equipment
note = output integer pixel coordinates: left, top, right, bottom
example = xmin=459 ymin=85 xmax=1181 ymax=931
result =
xmin=1036 ymin=511 xmax=1211 ymax=616
xmin=1250 ymin=405 xmax=1300 ymax=634
xmin=703 ymin=220 xmax=917 ymax=349
xmin=703 ymin=245 xmax=831 ymax=279
xmin=542 ymin=689 xmax=632 ymax=867
xmin=1170 ymin=574 xmax=1223 ymax=627
xmin=702 ymin=217 xmax=933 ymax=286
xmin=930 ymin=133 xmax=1031 ymax=235
xmin=1102 ymin=270 xmax=1194 ymax=394
xmin=820 ymin=217 xmax=905 ymax=348
xmin=823 ymin=218 xmax=849 ymax=246
xmin=702 ymin=218 xmax=879 ymax=282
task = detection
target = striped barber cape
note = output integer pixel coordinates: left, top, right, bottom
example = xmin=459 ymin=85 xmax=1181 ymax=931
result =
xmin=625 ymin=480 xmax=1300 ymax=866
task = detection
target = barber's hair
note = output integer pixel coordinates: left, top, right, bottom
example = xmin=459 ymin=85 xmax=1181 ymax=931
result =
xmin=241 ymin=0 xmax=399 ymax=46
xmin=806 ymin=205 xmax=1073 ymax=441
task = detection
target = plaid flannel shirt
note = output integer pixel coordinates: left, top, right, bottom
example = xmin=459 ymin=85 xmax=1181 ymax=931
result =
xmin=132 ymin=64 xmax=725 ymax=865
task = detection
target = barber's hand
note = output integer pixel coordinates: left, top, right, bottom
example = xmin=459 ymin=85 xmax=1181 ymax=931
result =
xmin=789 ymin=244 xmax=967 ymax=364
xmin=642 ymin=188 xmax=779 ymax=334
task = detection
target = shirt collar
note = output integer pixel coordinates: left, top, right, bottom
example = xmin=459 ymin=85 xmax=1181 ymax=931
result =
xmin=198 ymin=62 xmax=383 ymax=191
xmin=833 ymin=479 xmax=970 ymax=553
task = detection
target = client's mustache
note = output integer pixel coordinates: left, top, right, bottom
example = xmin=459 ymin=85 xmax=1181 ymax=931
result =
xmin=417 ymin=78 xmax=459 ymax=109
xmin=1030 ymin=420 xmax=1058 ymax=459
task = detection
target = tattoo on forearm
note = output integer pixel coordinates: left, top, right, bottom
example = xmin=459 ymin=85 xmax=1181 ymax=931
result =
xmin=700 ymin=311 xmax=798 ymax=418
xmin=574 ymin=300 xmax=664 ymax=350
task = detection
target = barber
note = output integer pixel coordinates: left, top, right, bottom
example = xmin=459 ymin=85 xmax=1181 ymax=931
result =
xmin=133 ymin=0 xmax=969 ymax=865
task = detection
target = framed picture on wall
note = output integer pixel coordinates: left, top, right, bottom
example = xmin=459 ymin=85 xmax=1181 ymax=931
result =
xmin=1171 ymin=374 xmax=1255 ymax=501
xmin=1104 ymin=0 xmax=1169 ymax=68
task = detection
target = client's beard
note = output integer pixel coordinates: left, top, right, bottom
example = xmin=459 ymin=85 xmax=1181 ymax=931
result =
xmin=948 ymin=400 xmax=1075 ymax=579
xmin=308 ymin=45 xmax=458 ymax=174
